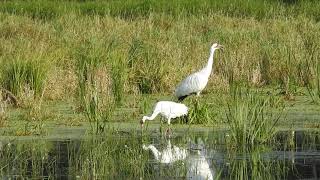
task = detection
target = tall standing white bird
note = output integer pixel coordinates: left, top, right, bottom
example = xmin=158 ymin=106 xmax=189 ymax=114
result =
xmin=140 ymin=101 xmax=188 ymax=128
xmin=175 ymin=43 xmax=223 ymax=101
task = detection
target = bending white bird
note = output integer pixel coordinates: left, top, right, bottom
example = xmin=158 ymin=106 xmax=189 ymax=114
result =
xmin=142 ymin=139 xmax=187 ymax=164
xmin=140 ymin=101 xmax=188 ymax=127
xmin=143 ymin=139 xmax=215 ymax=180
xmin=175 ymin=43 xmax=223 ymax=101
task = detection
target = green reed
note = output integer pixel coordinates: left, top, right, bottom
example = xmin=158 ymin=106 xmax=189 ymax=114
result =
xmin=0 ymin=58 xmax=47 ymax=98
xmin=74 ymin=38 xmax=115 ymax=134
xmin=227 ymin=145 xmax=289 ymax=180
xmin=306 ymin=60 xmax=320 ymax=104
xmin=127 ymin=38 xmax=167 ymax=94
xmin=0 ymin=140 xmax=55 ymax=178
xmin=1 ymin=9 xmax=319 ymax=98
xmin=187 ymin=99 xmax=212 ymax=125
xmin=74 ymin=131 xmax=153 ymax=179
xmin=226 ymin=85 xmax=283 ymax=148
xmin=1 ymin=0 xmax=320 ymax=21
xmin=0 ymin=0 xmax=319 ymax=128
xmin=111 ymin=53 xmax=126 ymax=106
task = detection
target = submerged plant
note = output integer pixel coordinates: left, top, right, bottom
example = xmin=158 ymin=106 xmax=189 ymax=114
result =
xmin=74 ymin=131 xmax=152 ymax=179
xmin=0 ymin=140 xmax=55 ymax=178
xmin=226 ymin=85 xmax=283 ymax=148
xmin=227 ymin=145 xmax=289 ymax=180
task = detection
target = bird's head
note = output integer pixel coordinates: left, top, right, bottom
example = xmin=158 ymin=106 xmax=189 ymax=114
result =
xmin=210 ymin=43 xmax=224 ymax=52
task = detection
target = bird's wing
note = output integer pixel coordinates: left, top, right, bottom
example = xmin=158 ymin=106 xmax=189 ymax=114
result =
xmin=175 ymin=73 xmax=201 ymax=98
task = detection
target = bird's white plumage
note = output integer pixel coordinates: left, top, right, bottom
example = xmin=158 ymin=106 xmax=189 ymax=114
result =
xmin=141 ymin=101 xmax=188 ymax=125
xmin=187 ymin=150 xmax=214 ymax=180
xmin=143 ymin=139 xmax=214 ymax=180
xmin=174 ymin=71 xmax=208 ymax=98
xmin=142 ymin=140 xmax=187 ymax=164
xmin=175 ymin=43 xmax=222 ymax=100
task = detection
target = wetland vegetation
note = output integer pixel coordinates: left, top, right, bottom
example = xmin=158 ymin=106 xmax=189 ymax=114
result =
xmin=0 ymin=0 xmax=319 ymax=179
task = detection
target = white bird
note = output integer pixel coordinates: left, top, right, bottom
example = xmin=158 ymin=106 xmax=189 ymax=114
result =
xmin=187 ymin=151 xmax=214 ymax=180
xmin=140 ymin=101 xmax=188 ymax=127
xmin=142 ymin=139 xmax=187 ymax=164
xmin=143 ymin=139 xmax=214 ymax=180
xmin=175 ymin=43 xmax=223 ymax=101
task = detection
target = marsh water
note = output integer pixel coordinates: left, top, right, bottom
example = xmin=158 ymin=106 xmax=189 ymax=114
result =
xmin=0 ymin=130 xmax=319 ymax=179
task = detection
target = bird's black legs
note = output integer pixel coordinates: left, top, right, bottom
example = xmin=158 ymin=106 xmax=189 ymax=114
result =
xmin=178 ymin=92 xmax=199 ymax=102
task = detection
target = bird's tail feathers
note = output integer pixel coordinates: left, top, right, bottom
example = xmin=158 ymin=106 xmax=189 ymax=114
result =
xmin=178 ymin=95 xmax=188 ymax=102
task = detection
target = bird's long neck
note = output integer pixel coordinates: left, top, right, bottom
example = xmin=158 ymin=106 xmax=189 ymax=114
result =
xmin=144 ymin=145 xmax=161 ymax=161
xmin=202 ymin=48 xmax=216 ymax=77
xmin=144 ymin=111 xmax=159 ymax=121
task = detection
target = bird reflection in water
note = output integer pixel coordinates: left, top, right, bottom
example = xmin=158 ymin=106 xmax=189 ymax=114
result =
xmin=143 ymin=138 xmax=215 ymax=180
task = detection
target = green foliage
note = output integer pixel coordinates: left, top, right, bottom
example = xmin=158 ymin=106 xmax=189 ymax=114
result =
xmin=0 ymin=140 xmax=54 ymax=177
xmin=187 ymin=99 xmax=213 ymax=125
xmin=128 ymin=38 xmax=167 ymax=94
xmin=306 ymin=60 xmax=320 ymax=104
xmin=1 ymin=0 xmax=320 ymax=21
xmin=75 ymin=132 xmax=152 ymax=179
xmin=139 ymin=95 xmax=152 ymax=114
xmin=226 ymin=86 xmax=283 ymax=148
xmin=227 ymin=145 xmax=289 ymax=180
xmin=74 ymin=39 xmax=115 ymax=134
xmin=0 ymin=2 xmax=319 ymax=98
xmin=0 ymin=0 xmax=319 ymax=129
xmin=111 ymin=53 xmax=126 ymax=106
xmin=0 ymin=58 xmax=47 ymax=97
xmin=74 ymin=39 xmax=106 ymax=104
xmin=83 ymin=87 xmax=114 ymax=134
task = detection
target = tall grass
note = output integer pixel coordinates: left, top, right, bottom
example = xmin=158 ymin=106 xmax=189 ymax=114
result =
xmin=111 ymin=53 xmax=126 ymax=106
xmin=74 ymin=39 xmax=115 ymax=134
xmin=0 ymin=0 xmax=319 ymax=127
xmin=187 ymin=99 xmax=213 ymax=125
xmin=0 ymin=58 xmax=47 ymax=99
xmin=227 ymin=145 xmax=289 ymax=179
xmin=1 ymin=9 xmax=319 ymax=98
xmin=300 ymin=23 xmax=320 ymax=103
xmin=75 ymin=132 xmax=152 ymax=179
xmin=127 ymin=38 xmax=168 ymax=94
xmin=1 ymin=0 xmax=320 ymax=21
xmin=226 ymin=85 xmax=283 ymax=148
xmin=306 ymin=60 xmax=320 ymax=104
xmin=0 ymin=97 xmax=8 ymax=127
xmin=0 ymin=140 xmax=54 ymax=178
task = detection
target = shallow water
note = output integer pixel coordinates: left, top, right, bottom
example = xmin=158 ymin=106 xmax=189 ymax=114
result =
xmin=0 ymin=130 xmax=319 ymax=179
